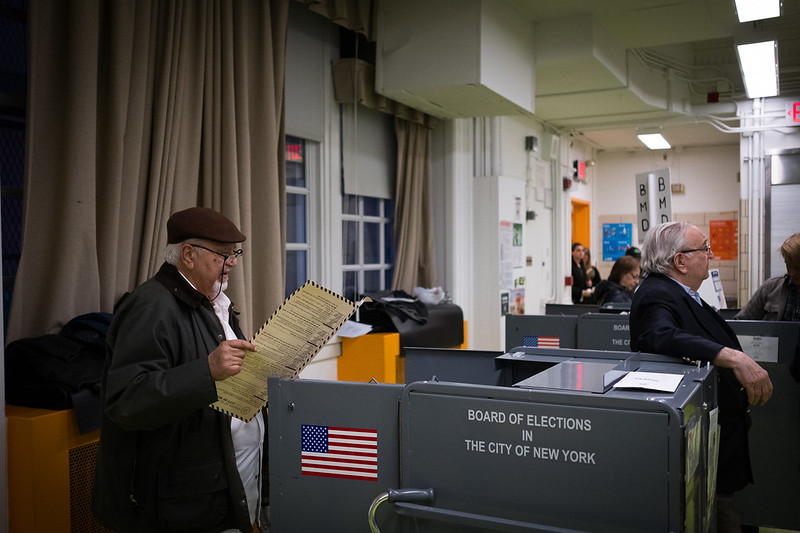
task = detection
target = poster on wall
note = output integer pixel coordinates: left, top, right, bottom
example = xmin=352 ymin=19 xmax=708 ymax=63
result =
xmin=709 ymin=220 xmax=737 ymax=261
xmin=500 ymin=221 xmax=514 ymax=290
xmin=509 ymin=287 xmax=525 ymax=315
xmin=602 ymin=223 xmax=633 ymax=262
xmin=698 ymin=268 xmax=727 ymax=310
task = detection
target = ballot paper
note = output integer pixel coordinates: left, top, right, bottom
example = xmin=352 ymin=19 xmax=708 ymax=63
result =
xmin=211 ymin=280 xmax=366 ymax=422
xmin=612 ymin=371 xmax=684 ymax=393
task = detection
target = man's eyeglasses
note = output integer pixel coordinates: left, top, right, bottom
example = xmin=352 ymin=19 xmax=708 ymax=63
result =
xmin=191 ymin=244 xmax=243 ymax=263
xmin=678 ymin=244 xmax=712 ymax=255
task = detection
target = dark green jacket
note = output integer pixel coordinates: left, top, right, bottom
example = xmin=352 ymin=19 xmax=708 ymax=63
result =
xmin=92 ymin=262 xmax=255 ymax=533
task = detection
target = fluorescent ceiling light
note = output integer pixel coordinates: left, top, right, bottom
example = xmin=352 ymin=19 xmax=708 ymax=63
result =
xmin=637 ymin=132 xmax=671 ymax=150
xmin=737 ymin=40 xmax=779 ymax=98
xmin=734 ymin=0 xmax=780 ymax=22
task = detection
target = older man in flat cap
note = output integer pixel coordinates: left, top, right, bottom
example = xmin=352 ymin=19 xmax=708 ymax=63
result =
xmin=92 ymin=207 xmax=267 ymax=533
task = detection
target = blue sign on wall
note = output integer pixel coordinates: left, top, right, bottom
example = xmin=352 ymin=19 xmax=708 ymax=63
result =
xmin=602 ymin=223 xmax=633 ymax=262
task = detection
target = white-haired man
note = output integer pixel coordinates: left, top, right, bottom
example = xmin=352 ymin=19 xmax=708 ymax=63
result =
xmin=630 ymin=221 xmax=772 ymax=533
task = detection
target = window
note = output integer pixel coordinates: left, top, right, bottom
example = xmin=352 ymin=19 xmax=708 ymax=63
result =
xmin=342 ymin=194 xmax=394 ymax=301
xmin=285 ymin=135 xmax=313 ymax=298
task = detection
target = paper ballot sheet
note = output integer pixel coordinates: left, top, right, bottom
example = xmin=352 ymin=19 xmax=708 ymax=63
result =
xmin=612 ymin=371 xmax=684 ymax=393
xmin=211 ymin=281 xmax=361 ymax=422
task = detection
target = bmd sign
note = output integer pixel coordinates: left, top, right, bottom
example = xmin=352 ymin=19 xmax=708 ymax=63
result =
xmin=635 ymin=168 xmax=672 ymax=243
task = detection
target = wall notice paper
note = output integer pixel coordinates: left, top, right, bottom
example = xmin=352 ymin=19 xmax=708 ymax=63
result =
xmin=612 ymin=371 xmax=684 ymax=393
xmin=211 ymin=280 xmax=366 ymax=422
xmin=737 ymin=335 xmax=780 ymax=363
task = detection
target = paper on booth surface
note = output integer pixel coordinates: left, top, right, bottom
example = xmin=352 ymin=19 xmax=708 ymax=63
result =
xmin=211 ymin=280 xmax=367 ymax=422
xmin=612 ymin=371 xmax=684 ymax=393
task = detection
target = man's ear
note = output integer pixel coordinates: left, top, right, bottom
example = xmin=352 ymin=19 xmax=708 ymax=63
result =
xmin=180 ymin=243 xmax=196 ymax=269
xmin=672 ymin=252 xmax=688 ymax=274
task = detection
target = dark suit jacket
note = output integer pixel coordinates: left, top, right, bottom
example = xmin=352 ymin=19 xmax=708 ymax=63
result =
xmin=630 ymin=272 xmax=752 ymax=493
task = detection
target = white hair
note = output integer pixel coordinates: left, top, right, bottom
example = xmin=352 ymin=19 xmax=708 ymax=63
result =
xmin=640 ymin=221 xmax=694 ymax=275
xmin=164 ymin=239 xmax=207 ymax=266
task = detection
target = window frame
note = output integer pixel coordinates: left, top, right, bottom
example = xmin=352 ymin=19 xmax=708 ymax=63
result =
xmin=341 ymin=194 xmax=394 ymax=301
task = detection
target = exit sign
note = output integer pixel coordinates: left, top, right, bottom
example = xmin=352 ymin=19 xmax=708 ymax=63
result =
xmin=788 ymin=102 xmax=800 ymax=125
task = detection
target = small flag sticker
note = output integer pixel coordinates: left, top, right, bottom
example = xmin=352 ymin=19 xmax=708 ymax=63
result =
xmin=301 ymin=425 xmax=378 ymax=481
xmin=523 ymin=335 xmax=560 ymax=348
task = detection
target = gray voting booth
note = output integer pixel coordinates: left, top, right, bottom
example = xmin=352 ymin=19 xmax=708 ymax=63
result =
xmin=726 ymin=320 xmax=800 ymax=529
xmin=269 ymin=348 xmax=718 ymax=532
xmin=506 ymin=314 xmax=800 ymax=530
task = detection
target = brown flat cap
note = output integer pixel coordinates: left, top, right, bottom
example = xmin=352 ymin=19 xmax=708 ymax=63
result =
xmin=167 ymin=207 xmax=246 ymax=244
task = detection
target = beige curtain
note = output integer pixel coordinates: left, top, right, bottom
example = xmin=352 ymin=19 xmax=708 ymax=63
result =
xmin=294 ymin=0 xmax=376 ymax=41
xmin=8 ymin=0 xmax=288 ymax=342
xmin=329 ymin=57 xmax=439 ymax=291
xmin=392 ymin=117 xmax=436 ymax=292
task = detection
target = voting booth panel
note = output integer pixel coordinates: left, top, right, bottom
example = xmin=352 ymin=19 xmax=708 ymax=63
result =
xmin=399 ymin=376 xmax=710 ymax=533
xmin=404 ymin=347 xmax=504 ymax=386
xmin=727 ymin=320 xmax=800 ymax=530
xmin=267 ymin=378 xmax=406 ymax=533
xmin=505 ymin=314 xmax=577 ymax=351
xmin=505 ymin=313 xmax=631 ymax=352
xmin=576 ymin=313 xmax=631 ymax=351
xmin=269 ymin=349 xmax=717 ymax=532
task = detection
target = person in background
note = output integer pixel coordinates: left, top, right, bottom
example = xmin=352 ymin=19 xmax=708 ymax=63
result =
xmin=625 ymin=246 xmax=642 ymax=260
xmin=594 ymin=255 xmax=640 ymax=306
xmin=92 ymin=207 xmax=267 ymax=533
xmin=582 ymin=248 xmax=602 ymax=304
xmin=629 ymin=221 xmax=772 ymax=533
xmin=571 ymin=242 xmax=594 ymax=304
xmin=735 ymin=232 xmax=800 ymax=322
xmin=735 ymin=232 xmax=800 ymax=381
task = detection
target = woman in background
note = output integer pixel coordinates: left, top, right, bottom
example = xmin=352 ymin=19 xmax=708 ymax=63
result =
xmin=595 ymin=255 xmax=641 ymax=306
xmin=582 ymin=248 xmax=601 ymax=304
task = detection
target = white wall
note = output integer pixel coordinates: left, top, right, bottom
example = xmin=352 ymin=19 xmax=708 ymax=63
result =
xmin=596 ymin=146 xmax=740 ymax=212
xmin=499 ymin=116 xmax=563 ymax=314
xmin=595 ymin=144 xmax=741 ymax=244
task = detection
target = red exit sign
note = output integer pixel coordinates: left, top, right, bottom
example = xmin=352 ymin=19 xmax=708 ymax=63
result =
xmin=788 ymin=102 xmax=800 ymax=125
xmin=286 ymin=143 xmax=303 ymax=162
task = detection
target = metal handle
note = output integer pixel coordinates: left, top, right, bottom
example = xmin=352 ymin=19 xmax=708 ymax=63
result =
xmin=368 ymin=488 xmax=435 ymax=533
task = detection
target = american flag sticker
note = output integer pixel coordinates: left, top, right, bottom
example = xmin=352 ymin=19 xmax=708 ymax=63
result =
xmin=301 ymin=425 xmax=378 ymax=481
xmin=523 ymin=335 xmax=560 ymax=348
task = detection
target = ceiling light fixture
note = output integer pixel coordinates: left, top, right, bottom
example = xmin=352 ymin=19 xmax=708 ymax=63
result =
xmin=736 ymin=40 xmax=779 ymax=98
xmin=733 ymin=0 xmax=780 ymax=22
xmin=637 ymin=129 xmax=671 ymax=150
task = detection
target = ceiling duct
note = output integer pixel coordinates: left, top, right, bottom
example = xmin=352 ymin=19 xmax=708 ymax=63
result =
xmin=376 ymin=0 xmax=535 ymax=118
xmin=533 ymin=13 xmax=692 ymax=125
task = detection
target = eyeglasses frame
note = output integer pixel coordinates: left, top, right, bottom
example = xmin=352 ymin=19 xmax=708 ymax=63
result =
xmin=677 ymin=243 xmax=713 ymax=255
xmin=191 ymin=244 xmax=243 ymax=263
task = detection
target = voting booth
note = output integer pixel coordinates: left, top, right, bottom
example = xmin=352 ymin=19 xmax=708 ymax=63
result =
xmin=269 ymin=347 xmax=718 ymax=532
xmin=505 ymin=314 xmax=800 ymax=530
xmin=727 ymin=320 xmax=800 ymax=530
